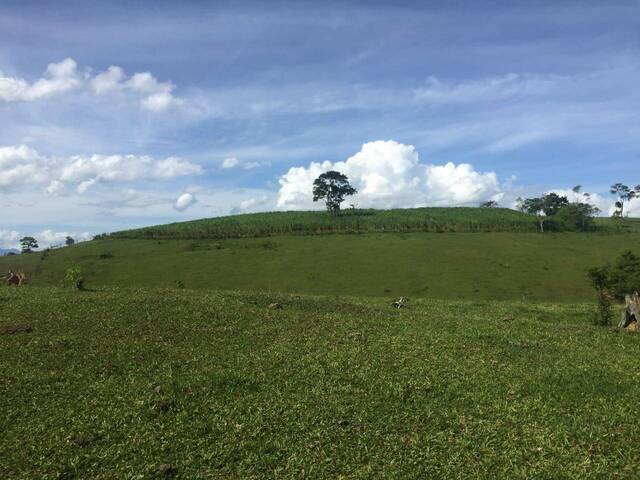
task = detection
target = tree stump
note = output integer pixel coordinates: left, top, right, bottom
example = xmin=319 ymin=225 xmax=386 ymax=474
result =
xmin=619 ymin=292 xmax=640 ymax=329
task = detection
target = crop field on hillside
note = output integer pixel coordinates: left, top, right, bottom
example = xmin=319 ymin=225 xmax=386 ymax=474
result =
xmin=3 ymin=232 xmax=640 ymax=302
xmin=1 ymin=287 xmax=638 ymax=479
xmin=108 ymin=208 xmax=556 ymax=239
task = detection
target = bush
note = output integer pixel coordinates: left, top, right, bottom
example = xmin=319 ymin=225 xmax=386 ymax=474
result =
xmin=98 ymin=251 xmax=113 ymax=259
xmin=588 ymin=251 xmax=640 ymax=301
xmin=64 ymin=266 xmax=85 ymax=290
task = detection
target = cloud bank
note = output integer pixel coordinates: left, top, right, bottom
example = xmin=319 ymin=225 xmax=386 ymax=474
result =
xmin=277 ymin=140 xmax=502 ymax=210
xmin=0 ymin=58 xmax=182 ymax=111
xmin=0 ymin=145 xmax=202 ymax=194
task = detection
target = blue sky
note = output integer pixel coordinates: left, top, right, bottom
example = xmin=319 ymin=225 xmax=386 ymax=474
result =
xmin=1 ymin=1 xmax=639 ymax=247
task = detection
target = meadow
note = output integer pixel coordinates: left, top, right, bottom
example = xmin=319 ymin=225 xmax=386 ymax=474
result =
xmin=2 ymin=232 xmax=640 ymax=302
xmin=2 ymin=287 xmax=640 ymax=479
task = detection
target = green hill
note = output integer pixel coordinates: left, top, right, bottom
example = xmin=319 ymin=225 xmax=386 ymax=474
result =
xmin=107 ymin=207 xmax=551 ymax=239
xmin=3 ymin=208 xmax=639 ymax=302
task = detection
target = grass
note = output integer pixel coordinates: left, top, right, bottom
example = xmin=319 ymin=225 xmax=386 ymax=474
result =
xmin=106 ymin=208 xmax=555 ymax=239
xmin=1 ymin=286 xmax=639 ymax=478
xmin=3 ymin=232 xmax=640 ymax=302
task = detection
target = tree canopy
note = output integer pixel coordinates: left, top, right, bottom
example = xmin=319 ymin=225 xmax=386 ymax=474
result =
xmin=312 ymin=171 xmax=357 ymax=215
xmin=19 ymin=236 xmax=38 ymax=254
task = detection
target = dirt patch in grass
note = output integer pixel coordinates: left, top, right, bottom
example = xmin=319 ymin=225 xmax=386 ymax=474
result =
xmin=0 ymin=324 xmax=33 ymax=335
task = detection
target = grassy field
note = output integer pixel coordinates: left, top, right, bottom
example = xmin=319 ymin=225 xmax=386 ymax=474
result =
xmin=1 ymin=287 xmax=639 ymax=478
xmin=2 ymin=232 xmax=640 ymax=302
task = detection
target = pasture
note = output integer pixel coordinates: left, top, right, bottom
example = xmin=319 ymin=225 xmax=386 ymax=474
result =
xmin=2 ymin=231 xmax=640 ymax=302
xmin=1 ymin=287 xmax=639 ymax=478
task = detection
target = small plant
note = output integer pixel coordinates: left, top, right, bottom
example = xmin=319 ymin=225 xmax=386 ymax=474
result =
xmin=175 ymin=280 xmax=185 ymax=289
xmin=64 ymin=266 xmax=85 ymax=290
xmin=593 ymin=290 xmax=614 ymax=326
xmin=98 ymin=251 xmax=113 ymax=259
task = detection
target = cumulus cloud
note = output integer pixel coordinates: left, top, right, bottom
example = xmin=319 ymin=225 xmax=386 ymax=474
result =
xmin=0 ymin=58 xmax=182 ymax=111
xmin=277 ymin=140 xmax=502 ymax=210
xmin=0 ymin=229 xmax=21 ymax=249
xmin=0 ymin=58 xmax=81 ymax=102
xmin=0 ymin=145 xmax=202 ymax=193
xmin=0 ymin=145 xmax=50 ymax=188
xmin=174 ymin=192 xmax=197 ymax=211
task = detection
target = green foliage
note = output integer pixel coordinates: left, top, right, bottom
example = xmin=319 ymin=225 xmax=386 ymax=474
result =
xmin=588 ymin=250 xmax=640 ymax=301
xmin=65 ymin=236 xmax=75 ymax=246
xmin=610 ymin=183 xmax=639 ymax=218
xmin=1 ymin=287 xmax=640 ymax=478
xmin=19 ymin=236 xmax=38 ymax=254
xmin=107 ymin=207 xmax=556 ymax=240
xmin=554 ymin=203 xmax=600 ymax=231
xmin=479 ymin=200 xmax=499 ymax=208
xmin=64 ymin=266 xmax=85 ymax=290
xmin=312 ymin=170 xmax=357 ymax=214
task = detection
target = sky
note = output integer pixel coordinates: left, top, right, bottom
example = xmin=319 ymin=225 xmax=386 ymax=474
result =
xmin=1 ymin=0 xmax=639 ymax=248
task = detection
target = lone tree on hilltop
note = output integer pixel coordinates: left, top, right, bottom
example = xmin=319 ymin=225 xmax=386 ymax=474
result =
xmin=312 ymin=171 xmax=357 ymax=215
xmin=479 ymin=200 xmax=499 ymax=208
xmin=610 ymin=183 xmax=639 ymax=218
xmin=65 ymin=236 xmax=75 ymax=247
xmin=20 ymin=236 xmax=38 ymax=254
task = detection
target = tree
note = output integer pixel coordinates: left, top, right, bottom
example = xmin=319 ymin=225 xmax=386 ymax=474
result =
xmin=610 ymin=183 xmax=639 ymax=218
xmin=65 ymin=236 xmax=75 ymax=247
xmin=540 ymin=192 xmax=569 ymax=216
xmin=520 ymin=193 xmax=570 ymax=232
xmin=479 ymin=200 xmax=499 ymax=208
xmin=19 ymin=236 xmax=38 ymax=254
xmin=555 ymin=202 xmax=600 ymax=231
xmin=588 ymin=250 xmax=640 ymax=301
xmin=312 ymin=171 xmax=357 ymax=215
xmin=520 ymin=197 xmax=546 ymax=232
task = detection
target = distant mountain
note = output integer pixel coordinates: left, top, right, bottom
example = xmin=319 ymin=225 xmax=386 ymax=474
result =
xmin=0 ymin=248 xmax=20 ymax=256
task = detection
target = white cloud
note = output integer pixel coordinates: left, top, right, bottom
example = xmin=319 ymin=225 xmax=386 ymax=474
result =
xmin=44 ymin=180 xmax=66 ymax=196
xmin=0 ymin=145 xmax=202 ymax=193
xmin=222 ymin=157 xmax=239 ymax=169
xmin=0 ymin=145 xmax=50 ymax=188
xmin=546 ymin=188 xmax=612 ymax=215
xmin=221 ymin=157 xmax=270 ymax=170
xmin=174 ymin=192 xmax=197 ymax=211
xmin=277 ymin=140 xmax=502 ymax=210
xmin=0 ymin=58 xmax=81 ymax=102
xmin=1 ymin=58 xmax=182 ymax=111
xmin=414 ymin=73 xmax=566 ymax=105
xmin=0 ymin=228 xmax=91 ymax=250
xmin=36 ymin=229 xmax=92 ymax=248
xmin=0 ymin=229 xmax=20 ymax=249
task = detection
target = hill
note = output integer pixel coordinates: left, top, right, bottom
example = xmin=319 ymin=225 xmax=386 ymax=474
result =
xmin=2 ymin=231 xmax=639 ymax=302
xmin=2 ymin=287 xmax=639 ymax=478
xmin=107 ymin=207 xmax=552 ymax=239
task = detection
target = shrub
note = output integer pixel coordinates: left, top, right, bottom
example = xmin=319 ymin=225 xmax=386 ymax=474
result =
xmin=98 ymin=251 xmax=113 ymax=259
xmin=64 ymin=266 xmax=85 ymax=290
xmin=588 ymin=251 xmax=640 ymax=301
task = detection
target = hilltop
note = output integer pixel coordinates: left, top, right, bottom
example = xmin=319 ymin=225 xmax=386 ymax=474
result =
xmin=106 ymin=207 xmax=566 ymax=239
